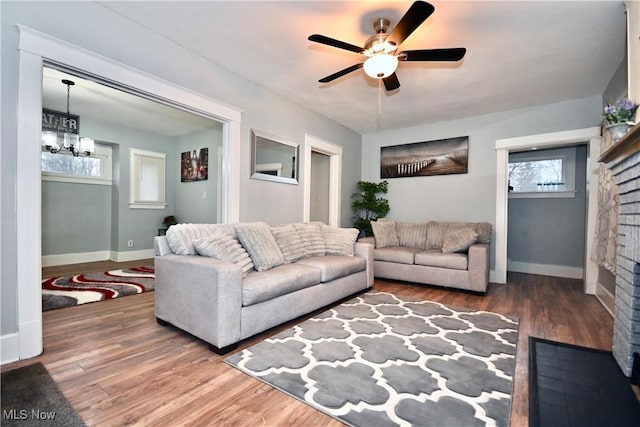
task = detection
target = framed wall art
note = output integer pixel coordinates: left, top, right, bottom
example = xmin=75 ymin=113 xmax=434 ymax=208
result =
xmin=181 ymin=148 xmax=208 ymax=182
xmin=380 ymin=136 xmax=468 ymax=178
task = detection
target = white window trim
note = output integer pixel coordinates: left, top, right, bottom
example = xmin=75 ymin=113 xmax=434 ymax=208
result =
xmin=42 ymin=143 xmax=112 ymax=185
xmin=508 ymin=147 xmax=576 ymax=199
xmin=129 ymin=148 xmax=167 ymax=209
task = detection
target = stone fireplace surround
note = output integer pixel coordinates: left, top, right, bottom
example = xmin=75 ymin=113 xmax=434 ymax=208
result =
xmin=600 ymin=124 xmax=640 ymax=377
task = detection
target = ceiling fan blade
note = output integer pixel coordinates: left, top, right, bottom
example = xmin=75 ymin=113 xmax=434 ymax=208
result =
xmin=399 ymin=48 xmax=467 ymax=61
xmin=387 ymin=1 xmax=435 ymax=47
xmin=318 ymin=63 xmax=364 ymax=83
xmin=383 ymin=73 xmax=400 ymax=91
xmin=308 ymin=34 xmax=364 ymax=54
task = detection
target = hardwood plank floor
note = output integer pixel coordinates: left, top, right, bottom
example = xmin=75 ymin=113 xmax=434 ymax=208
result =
xmin=3 ymin=271 xmax=613 ymax=426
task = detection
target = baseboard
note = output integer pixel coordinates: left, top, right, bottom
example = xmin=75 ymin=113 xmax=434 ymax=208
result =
xmin=507 ymin=260 xmax=583 ymax=279
xmin=42 ymin=249 xmax=154 ymax=266
xmin=0 ymin=333 xmax=19 ymax=365
xmin=110 ymin=249 xmax=155 ymax=262
xmin=42 ymin=250 xmax=111 ymax=267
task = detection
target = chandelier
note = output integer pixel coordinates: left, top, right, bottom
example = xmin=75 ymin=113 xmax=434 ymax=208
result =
xmin=41 ymin=79 xmax=95 ymax=157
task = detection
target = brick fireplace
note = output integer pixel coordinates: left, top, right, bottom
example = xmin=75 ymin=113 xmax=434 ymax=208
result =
xmin=600 ymin=125 xmax=640 ymax=377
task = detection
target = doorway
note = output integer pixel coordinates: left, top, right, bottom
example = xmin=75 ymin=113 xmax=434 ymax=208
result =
xmin=13 ymin=27 xmax=241 ymax=361
xmin=309 ymin=151 xmax=331 ymax=224
xmin=303 ymin=134 xmax=343 ymax=227
xmin=494 ymin=127 xmax=601 ymax=294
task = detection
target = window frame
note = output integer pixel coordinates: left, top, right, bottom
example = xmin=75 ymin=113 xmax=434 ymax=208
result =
xmin=129 ymin=147 xmax=167 ymax=209
xmin=41 ymin=142 xmax=112 ymax=186
xmin=508 ymin=147 xmax=577 ymax=199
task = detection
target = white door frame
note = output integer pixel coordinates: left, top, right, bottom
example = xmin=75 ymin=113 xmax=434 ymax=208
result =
xmin=11 ymin=26 xmax=241 ymax=362
xmin=303 ymin=134 xmax=342 ymax=227
xmin=494 ymin=127 xmax=601 ymax=294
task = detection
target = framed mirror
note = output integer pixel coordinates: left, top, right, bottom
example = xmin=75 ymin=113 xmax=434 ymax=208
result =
xmin=251 ymin=129 xmax=299 ymax=185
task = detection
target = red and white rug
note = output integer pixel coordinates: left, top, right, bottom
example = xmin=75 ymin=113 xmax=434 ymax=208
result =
xmin=42 ymin=266 xmax=155 ymax=311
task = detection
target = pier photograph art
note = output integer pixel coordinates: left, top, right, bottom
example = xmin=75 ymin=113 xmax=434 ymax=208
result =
xmin=380 ymin=136 xmax=468 ymax=178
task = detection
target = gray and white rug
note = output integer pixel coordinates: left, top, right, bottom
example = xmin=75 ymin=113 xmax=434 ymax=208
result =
xmin=225 ymin=291 xmax=519 ymax=427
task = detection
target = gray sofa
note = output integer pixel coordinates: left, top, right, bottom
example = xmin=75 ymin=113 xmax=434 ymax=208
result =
xmin=153 ymin=222 xmax=373 ymax=353
xmin=359 ymin=220 xmax=492 ymax=293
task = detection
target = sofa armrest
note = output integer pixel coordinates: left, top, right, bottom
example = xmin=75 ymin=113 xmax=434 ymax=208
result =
xmin=467 ymin=243 xmax=490 ymax=293
xmin=154 ymin=236 xmax=172 ymax=256
xmin=154 ymin=254 xmax=243 ymax=349
xmin=354 ymin=241 xmax=374 ymax=287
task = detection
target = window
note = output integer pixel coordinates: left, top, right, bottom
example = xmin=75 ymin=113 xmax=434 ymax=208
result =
xmin=508 ymin=147 xmax=576 ymax=198
xmin=41 ymin=143 xmax=112 ymax=185
xmin=130 ymin=148 xmax=166 ymax=209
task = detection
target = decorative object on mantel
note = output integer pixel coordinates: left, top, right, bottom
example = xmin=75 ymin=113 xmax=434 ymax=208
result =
xmin=41 ymin=79 xmax=95 ymax=157
xmin=603 ymin=97 xmax=638 ymax=142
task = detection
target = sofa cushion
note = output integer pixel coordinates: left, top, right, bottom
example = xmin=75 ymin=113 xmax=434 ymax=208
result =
xmin=235 ymin=222 xmax=284 ymax=272
xmin=442 ymin=228 xmax=478 ymax=253
xmin=297 ymin=255 xmax=366 ymax=283
xmin=322 ymin=226 xmax=359 ymax=256
xmin=371 ymin=220 xmax=399 ymax=248
xmin=241 ymin=263 xmax=321 ymax=306
xmin=373 ymin=247 xmax=422 ymax=265
xmin=396 ymin=222 xmax=428 ymax=249
xmin=415 ymin=250 xmax=468 ymax=270
xmin=426 ymin=221 xmax=492 ymax=249
xmin=293 ymin=223 xmax=326 ymax=257
xmin=192 ymin=233 xmax=254 ymax=277
xmin=271 ymin=224 xmax=307 ymax=263
xmin=165 ymin=223 xmax=235 ymax=255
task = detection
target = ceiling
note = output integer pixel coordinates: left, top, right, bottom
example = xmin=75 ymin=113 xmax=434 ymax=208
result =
xmin=55 ymin=1 xmax=628 ymax=135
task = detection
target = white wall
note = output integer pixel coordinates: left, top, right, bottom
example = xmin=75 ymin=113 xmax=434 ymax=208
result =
xmin=361 ymin=96 xmax=603 ymax=270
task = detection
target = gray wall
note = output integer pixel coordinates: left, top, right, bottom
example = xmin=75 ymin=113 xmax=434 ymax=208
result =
xmin=361 ymin=96 xmax=603 ymax=270
xmin=82 ymin=118 xmax=176 ymax=253
xmin=41 ymin=116 xmax=179 ymax=256
xmin=507 ymin=145 xmax=588 ymax=268
xmin=41 ymin=181 xmax=112 ymax=255
xmin=174 ymin=128 xmax=223 ymax=224
xmin=1 ymin=1 xmax=362 ymax=338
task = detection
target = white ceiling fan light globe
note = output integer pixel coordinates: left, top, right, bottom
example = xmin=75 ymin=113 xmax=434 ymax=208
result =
xmin=363 ymin=54 xmax=399 ymax=79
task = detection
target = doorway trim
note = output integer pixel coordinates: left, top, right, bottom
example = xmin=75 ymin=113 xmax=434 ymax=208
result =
xmin=494 ymin=127 xmax=601 ymax=294
xmin=12 ymin=26 xmax=241 ymax=362
xmin=303 ymin=134 xmax=342 ymax=227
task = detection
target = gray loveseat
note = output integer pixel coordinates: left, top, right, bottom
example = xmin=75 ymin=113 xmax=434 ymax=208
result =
xmin=359 ymin=220 xmax=492 ymax=293
xmin=153 ymin=222 xmax=373 ymax=353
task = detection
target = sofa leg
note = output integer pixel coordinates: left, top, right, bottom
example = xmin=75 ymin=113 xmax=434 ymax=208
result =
xmin=209 ymin=343 xmax=238 ymax=355
xmin=156 ymin=317 xmax=169 ymax=327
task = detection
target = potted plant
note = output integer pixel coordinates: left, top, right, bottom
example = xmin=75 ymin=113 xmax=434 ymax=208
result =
xmin=351 ymin=180 xmax=390 ymax=237
xmin=163 ymin=215 xmax=177 ymax=228
xmin=603 ymin=97 xmax=638 ymax=142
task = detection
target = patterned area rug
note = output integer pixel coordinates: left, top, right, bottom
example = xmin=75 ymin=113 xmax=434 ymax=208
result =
xmin=42 ymin=266 xmax=154 ymax=311
xmin=225 ymin=291 xmax=519 ymax=427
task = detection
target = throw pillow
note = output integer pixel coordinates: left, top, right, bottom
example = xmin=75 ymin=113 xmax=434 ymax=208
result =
xmin=396 ymin=222 xmax=428 ymax=249
xmin=371 ymin=220 xmax=399 ymax=248
xmin=322 ymin=226 xmax=359 ymax=256
xmin=192 ymin=233 xmax=254 ymax=277
xmin=234 ymin=222 xmax=284 ymax=272
xmin=293 ymin=223 xmax=326 ymax=257
xmin=442 ymin=228 xmax=479 ymax=253
xmin=165 ymin=223 xmax=235 ymax=255
xmin=271 ymin=224 xmax=307 ymax=263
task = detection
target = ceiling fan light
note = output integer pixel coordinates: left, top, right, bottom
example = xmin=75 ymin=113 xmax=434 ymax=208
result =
xmin=363 ymin=54 xmax=398 ymax=79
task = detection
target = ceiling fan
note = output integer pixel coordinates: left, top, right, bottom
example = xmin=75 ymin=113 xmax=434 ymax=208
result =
xmin=308 ymin=1 xmax=466 ymax=91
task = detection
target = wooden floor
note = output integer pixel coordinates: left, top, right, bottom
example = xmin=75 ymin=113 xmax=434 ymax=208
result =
xmin=3 ymin=265 xmax=613 ymax=427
